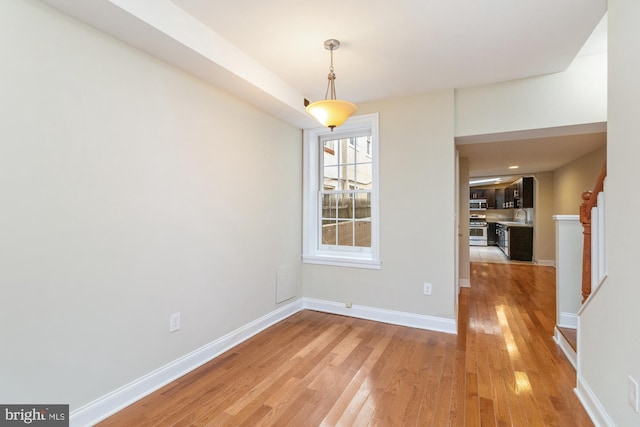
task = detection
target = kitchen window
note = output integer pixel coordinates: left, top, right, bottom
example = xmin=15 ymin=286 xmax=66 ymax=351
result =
xmin=303 ymin=113 xmax=380 ymax=269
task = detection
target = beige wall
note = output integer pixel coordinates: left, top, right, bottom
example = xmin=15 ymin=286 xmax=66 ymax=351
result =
xmin=0 ymin=0 xmax=302 ymax=409
xmin=553 ymin=145 xmax=606 ymax=215
xmin=580 ymin=1 xmax=640 ymax=425
xmin=458 ymin=157 xmax=470 ymax=286
xmin=533 ymin=172 xmax=555 ymax=264
xmin=302 ymin=91 xmax=457 ymax=320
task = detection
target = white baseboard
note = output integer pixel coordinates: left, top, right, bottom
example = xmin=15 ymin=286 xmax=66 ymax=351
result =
xmin=575 ymin=373 xmax=615 ymax=427
xmin=302 ymin=297 xmax=457 ymax=334
xmin=71 ymin=298 xmax=457 ymax=426
xmin=459 ymin=278 xmax=471 ymax=288
xmin=70 ymin=299 xmax=304 ymax=427
xmin=558 ymin=312 xmax=578 ymax=329
xmin=536 ymin=259 xmax=556 ymax=267
xmin=553 ymin=327 xmax=576 ymax=369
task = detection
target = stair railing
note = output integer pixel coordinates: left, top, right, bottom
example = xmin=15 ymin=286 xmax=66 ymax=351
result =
xmin=579 ymin=164 xmax=607 ymax=303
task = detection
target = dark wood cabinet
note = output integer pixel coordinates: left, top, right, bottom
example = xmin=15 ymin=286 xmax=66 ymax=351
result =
xmin=470 ymin=188 xmax=486 ymax=200
xmin=485 ymin=189 xmax=496 ymax=208
xmin=518 ymin=177 xmax=534 ymax=208
xmin=504 ymin=185 xmax=514 ymax=208
xmin=495 ymin=189 xmax=504 ymax=209
xmin=469 ymin=177 xmax=532 ymax=209
xmin=509 ymin=226 xmax=533 ymax=261
xmin=487 ymin=222 xmax=497 ymax=245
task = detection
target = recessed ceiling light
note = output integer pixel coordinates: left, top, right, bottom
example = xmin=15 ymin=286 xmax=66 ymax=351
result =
xmin=509 ymin=165 xmax=519 ymax=169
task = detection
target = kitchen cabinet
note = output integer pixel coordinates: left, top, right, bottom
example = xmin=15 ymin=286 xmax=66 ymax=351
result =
xmin=470 ymin=188 xmax=486 ymax=199
xmin=494 ymin=189 xmax=504 ymax=210
xmin=487 ymin=222 xmax=497 ymax=246
xmin=496 ymin=223 xmax=508 ymax=253
xmin=470 ymin=177 xmax=532 ymax=209
xmin=485 ymin=189 xmax=496 ymax=208
xmin=504 ymin=185 xmax=515 ymax=208
xmin=509 ymin=226 xmax=533 ymax=261
xmin=496 ymin=222 xmax=533 ymax=261
xmin=516 ymin=177 xmax=534 ymax=208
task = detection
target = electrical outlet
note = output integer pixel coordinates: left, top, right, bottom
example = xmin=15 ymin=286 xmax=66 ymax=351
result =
xmin=170 ymin=312 xmax=181 ymax=333
xmin=345 ymin=302 xmax=352 ymax=308
xmin=629 ymin=375 xmax=639 ymax=413
xmin=423 ymin=283 xmax=432 ymax=296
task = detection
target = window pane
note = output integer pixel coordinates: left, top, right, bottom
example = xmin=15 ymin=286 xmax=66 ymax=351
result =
xmin=340 ymin=139 xmax=355 ymax=164
xmin=323 ymin=141 xmax=337 ymax=166
xmin=337 ymin=220 xmax=354 ymax=246
xmin=337 ymin=194 xmax=353 ymax=219
xmin=355 ymin=137 xmax=372 ymax=163
xmin=355 ymin=163 xmax=373 ymax=190
xmin=322 ymin=220 xmax=337 ymax=245
xmin=354 ymin=193 xmax=371 ymax=219
xmin=354 ymin=220 xmax=371 ymax=247
xmin=323 ymin=166 xmax=339 ymax=190
xmin=344 ymin=164 xmax=355 ymax=190
xmin=321 ymin=194 xmax=337 ymax=219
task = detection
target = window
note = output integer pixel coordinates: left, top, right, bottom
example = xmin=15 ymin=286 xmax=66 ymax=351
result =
xmin=303 ymin=113 xmax=380 ymax=269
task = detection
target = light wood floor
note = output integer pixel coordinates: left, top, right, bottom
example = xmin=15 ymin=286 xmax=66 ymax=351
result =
xmin=98 ymin=262 xmax=592 ymax=426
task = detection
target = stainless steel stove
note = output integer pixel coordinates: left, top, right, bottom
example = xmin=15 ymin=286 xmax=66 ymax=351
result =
xmin=469 ymin=214 xmax=488 ymax=246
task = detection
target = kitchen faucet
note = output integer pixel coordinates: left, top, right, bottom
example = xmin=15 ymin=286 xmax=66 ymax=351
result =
xmin=515 ymin=209 xmax=528 ymax=223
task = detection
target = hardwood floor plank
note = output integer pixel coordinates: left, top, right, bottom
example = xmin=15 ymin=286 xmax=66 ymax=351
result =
xmin=98 ymin=263 xmax=593 ymax=427
xmin=430 ymin=341 xmax=457 ymax=426
xmin=320 ymin=332 xmax=393 ymax=426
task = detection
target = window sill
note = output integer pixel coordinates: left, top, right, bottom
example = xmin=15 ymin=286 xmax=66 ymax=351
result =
xmin=302 ymin=255 xmax=382 ymax=270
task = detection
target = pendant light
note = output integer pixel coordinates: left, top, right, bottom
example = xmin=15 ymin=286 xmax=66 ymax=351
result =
xmin=305 ymin=39 xmax=357 ymax=131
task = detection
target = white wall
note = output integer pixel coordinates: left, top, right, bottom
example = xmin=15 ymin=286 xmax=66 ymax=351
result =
xmin=302 ymin=91 xmax=457 ymax=320
xmin=0 ymin=0 xmax=301 ymax=410
xmin=579 ymin=1 xmax=640 ymax=425
xmin=455 ymin=53 xmax=607 ymax=136
xmin=554 ymin=216 xmax=583 ymax=325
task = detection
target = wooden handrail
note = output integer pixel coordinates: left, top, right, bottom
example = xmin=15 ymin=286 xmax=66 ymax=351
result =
xmin=579 ymin=164 xmax=607 ymax=302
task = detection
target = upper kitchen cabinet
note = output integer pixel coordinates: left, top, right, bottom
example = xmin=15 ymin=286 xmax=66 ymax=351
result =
xmin=485 ymin=189 xmax=496 ymax=208
xmin=515 ymin=177 xmax=534 ymax=208
xmin=470 ymin=188 xmax=486 ymax=199
xmin=504 ymin=185 xmax=515 ymax=208
xmin=495 ymin=188 xmax=505 ymax=209
xmin=470 ymin=176 xmax=533 ymax=209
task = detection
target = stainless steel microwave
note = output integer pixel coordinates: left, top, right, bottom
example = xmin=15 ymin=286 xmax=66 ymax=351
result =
xmin=470 ymin=199 xmax=487 ymax=210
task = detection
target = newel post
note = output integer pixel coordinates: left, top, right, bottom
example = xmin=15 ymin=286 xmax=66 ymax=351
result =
xmin=579 ymin=164 xmax=607 ymax=303
xmin=580 ymin=191 xmax=593 ymax=302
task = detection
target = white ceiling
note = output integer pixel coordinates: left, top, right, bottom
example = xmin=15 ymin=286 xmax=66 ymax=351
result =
xmin=171 ymin=0 xmax=605 ymax=103
xmin=39 ymin=0 xmax=608 ymax=177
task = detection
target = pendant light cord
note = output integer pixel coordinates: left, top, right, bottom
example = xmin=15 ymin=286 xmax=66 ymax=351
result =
xmin=324 ymin=42 xmax=337 ymax=101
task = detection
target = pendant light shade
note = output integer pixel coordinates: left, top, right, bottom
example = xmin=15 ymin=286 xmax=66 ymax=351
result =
xmin=306 ymin=39 xmax=357 ymax=130
xmin=306 ymin=99 xmax=357 ymax=129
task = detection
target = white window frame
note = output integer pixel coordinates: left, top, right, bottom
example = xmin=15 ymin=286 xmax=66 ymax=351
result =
xmin=302 ymin=113 xmax=381 ymax=269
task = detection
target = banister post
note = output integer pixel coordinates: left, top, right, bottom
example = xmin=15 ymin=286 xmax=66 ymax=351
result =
xmin=580 ymin=191 xmax=593 ymax=302
xmin=579 ymin=163 xmax=606 ymax=303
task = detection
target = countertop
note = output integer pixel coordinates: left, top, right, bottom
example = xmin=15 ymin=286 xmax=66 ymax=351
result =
xmin=494 ymin=221 xmax=533 ymax=228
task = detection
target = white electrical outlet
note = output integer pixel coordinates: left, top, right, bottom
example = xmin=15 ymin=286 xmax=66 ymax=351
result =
xmin=629 ymin=375 xmax=639 ymax=413
xmin=423 ymin=283 xmax=432 ymax=296
xmin=169 ymin=312 xmax=181 ymax=333
xmin=345 ymin=302 xmax=352 ymax=308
